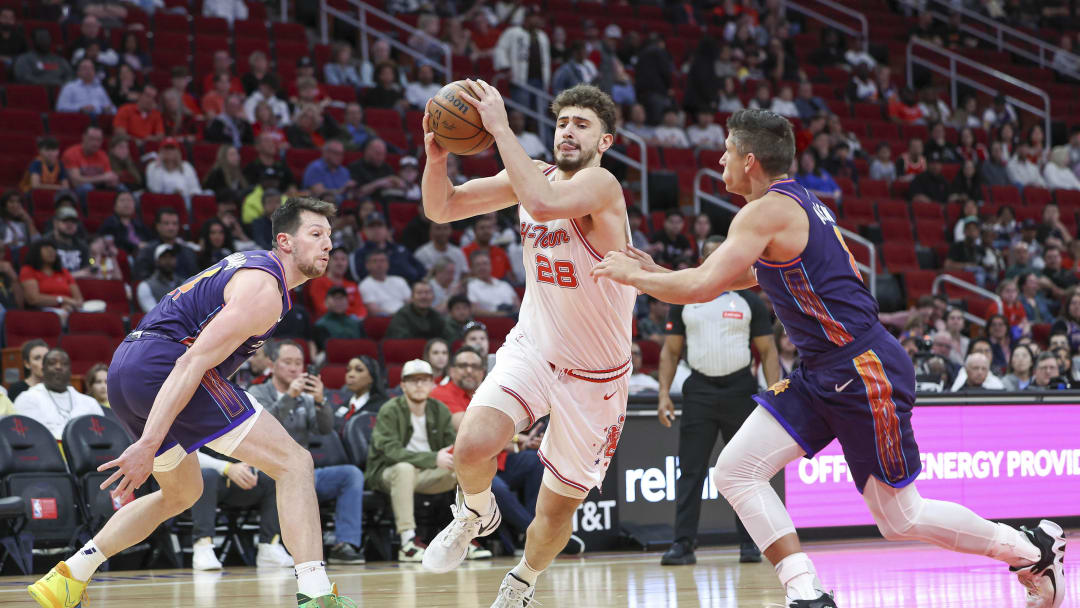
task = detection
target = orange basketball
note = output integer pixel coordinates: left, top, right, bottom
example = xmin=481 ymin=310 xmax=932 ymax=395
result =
xmin=426 ymin=80 xmax=494 ymax=156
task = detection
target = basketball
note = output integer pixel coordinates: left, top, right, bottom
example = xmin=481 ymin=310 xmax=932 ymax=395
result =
xmin=426 ymin=80 xmax=494 ymax=156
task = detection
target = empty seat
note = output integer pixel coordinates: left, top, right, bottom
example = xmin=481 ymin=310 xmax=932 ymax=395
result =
xmin=380 ymin=338 xmax=426 ymax=364
xmin=325 ymin=338 xmax=379 ymax=364
xmin=0 ymin=108 xmax=43 ymax=135
xmin=60 ymin=335 xmax=121 ymax=375
xmin=859 ymin=179 xmax=889 ymax=198
xmin=877 ymin=200 xmax=909 ymax=220
xmin=68 ymin=311 xmax=126 ymax=338
xmin=140 ymin=193 xmax=188 ymax=227
xmin=4 ymin=310 xmax=61 ymax=347
xmin=882 ymin=242 xmax=920 ymax=273
xmin=988 ymin=185 xmax=1021 ymax=206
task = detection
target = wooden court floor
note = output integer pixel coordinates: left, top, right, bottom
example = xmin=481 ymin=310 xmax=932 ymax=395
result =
xmin=0 ymin=534 xmax=1074 ymax=607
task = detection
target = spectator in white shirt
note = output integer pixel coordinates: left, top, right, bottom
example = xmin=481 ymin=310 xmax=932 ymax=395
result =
xmin=652 ymin=109 xmax=690 ymax=148
xmin=1044 ymin=145 xmax=1080 ymax=191
xmin=13 ymin=348 xmax=103 ymax=439
xmin=404 ymin=63 xmax=441 ymax=110
xmin=203 ymin=0 xmax=249 ymax=25
xmin=686 ymin=110 xmax=725 ymax=150
xmin=844 ymin=36 xmax=876 ymax=70
xmin=869 ymin=142 xmax=897 ymax=182
xmin=621 ymin=102 xmax=655 ymax=144
xmin=56 ymin=58 xmax=115 ymax=114
xmin=509 ymin=109 xmax=550 ymax=160
xmin=244 ymin=76 xmax=291 ymax=126
xmin=1007 ymin=144 xmax=1048 ymax=188
xmin=465 ymin=249 xmax=519 ymax=316
xmin=359 ymin=250 xmax=411 ymax=315
xmin=415 ymin=222 xmax=468 ymax=281
xmin=769 ymin=84 xmax=799 ymax=118
xmin=1051 ymin=34 xmax=1080 ymax=77
xmin=147 ymin=138 xmax=207 ymax=203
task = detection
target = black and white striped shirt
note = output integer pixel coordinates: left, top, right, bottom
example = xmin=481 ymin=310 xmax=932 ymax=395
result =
xmin=665 ymin=290 xmax=771 ymax=377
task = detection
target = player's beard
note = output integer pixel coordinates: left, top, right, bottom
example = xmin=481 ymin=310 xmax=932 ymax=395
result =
xmin=554 ymin=140 xmax=597 ymax=172
xmin=297 ymin=256 xmax=325 ymax=278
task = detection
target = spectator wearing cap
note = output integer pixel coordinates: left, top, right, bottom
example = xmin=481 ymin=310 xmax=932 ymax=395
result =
xmin=136 ymin=243 xmax=183 ymax=312
xmin=134 ymin=207 xmax=198 ymax=281
xmin=366 ymin=359 xmax=458 ymax=563
xmin=205 ymin=93 xmax=254 ymax=148
xmin=359 ymin=249 xmax=411 ymax=315
xmin=303 ymin=140 xmax=356 ymax=203
xmin=381 ymin=155 xmax=422 ymax=202
xmin=62 ymin=125 xmax=119 ymax=194
xmin=466 ymin=249 xmax=520 ymax=316
xmin=56 ymin=58 xmax=115 ymax=114
xmin=14 ymin=29 xmax=72 ymax=86
xmin=113 ymin=84 xmax=165 ymax=143
xmin=287 ymin=56 xmax=325 ymax=103
xmin=315 ymin=285 xmax=366 ymax=339
xmin=386 ymin=281 xmax=456 ymax=341
xmin=24 ymin=137 xmax=70 ymax=192
xmin=19 ymin=239 xmax=83 ymax=317
xmin=908 ymin=151 xmax=950 ymax=203
xmin=351 ymin=212 xmax=425 ymax=283
xmin=202 ymin=49 xmax=244 ymax=97
xmin=307 ymin=247 xmax=368 ymax=320
xmin=147 ymin=137 xmax=206 ymax=203
xmin=244 ymin=75 xmax=291 ymax=127
xmin=45 ymin=200 xmax=88 ymax=272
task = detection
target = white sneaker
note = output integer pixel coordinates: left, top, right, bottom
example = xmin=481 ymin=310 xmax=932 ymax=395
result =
xmin=467 ymin=540 xmax=493 ymax=560
xmin=422 ymin=496 xmax=501 ymax=573
xmin=256 ymin=540 xmax=294 ymax=568
xmin=192 ymin=538 xmax=222 ymax=571
xmin=490 ymin=572 xmax=536 ymax=608
xmin=1011 ymin=520 xmax=1066 ymax=608
xmin=398 ymin=538 xmax=427 ymax=562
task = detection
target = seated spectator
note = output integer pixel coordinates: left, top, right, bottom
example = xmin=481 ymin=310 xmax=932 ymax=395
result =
xmin=1040 ymin=245 xmax=1078 ymax=301
xmin=1044 ymin=146 xmax=1080 ymax=191
xmin=622 ymin=103 xmax=655 ymax=144
xmin=404 ymin=64 xmax=441 ymax=110
xmin=552 ymin=42 xmax=590 ymax=95
xmin=240 ymin=50 xmax=272 ymax=96
xmin=249 ymin=340 xmax=367 ymax=564
xmin=245 ymin=75 xmax=291 ymax=127
xmin=100 ymin=191 xmax=151 ymax=255
xmin=953 ymin=352 xmax=998 ymax=391
xmin=82 ymin=363 xmax=117 ymax=420
xmin=948 ymin=159 xmax=981 ymax=204
xmin=1018 ymin=272 xmax=1053 ymax=324
xmin=985 ymin=313 xmax=1013 ymax=373
xmin=119 ymin=32 xmax=149 ymax=77
xmin=23 ymin=137 xmax=70 ymax=192
xmin=0 ymin=190 xmax=38 ymax=248
xmin=147 ymin=138 xmax=205 ymax=202
xmin=1038 ymin=204 xmax=1073 ymax=247
xmin=14 ymin=29 xmax=72 ymax=86
xmin=908 ymin=151 xmax=950 ymax=203
xmin=62 ymin=125 xmax=120 ymax=193
xmin=386 ymin=281 xmax=455 ymax=341
xmin=195 ymin=218 xmax=234 ymax=269
xmin=794 ymin=82 xmax=827 ymax=122
xmin=895 ymin=138 xmax=926 ymax=182
xmin=1027 ymin=351 xmax=1069 ymax=390
xmin=794 ymin=150 xmax=841 ymax=201
xmin=869 ymin=142 xmax=897 ymax=182
xmin=46 ymin=205 xmax=89 ymax=272
xmin=653 ymin=109 xmax=691 ymax=148
xmin=430 ymin=346 xmax=485 ymax=428
xmin=366 ymin=359 xmax=458 ymax=562
xmin=987 ymin=277 xmax=1027 ymax=328
xmin=924 ymin=122 xmax=959 ymax=163
xmin=628 ymin=341 xmax=660 ymax=395
xmin=359 ymin=250 xmax=411 ymax=315
xmin=461 ymin=320 xmax=492 ymax=365
xmin=72 ymin=233 xmax=122 ymax=280
xmin=945 ymin=218 xmax=987 ymax=285
xmin=243 ymin=133 xmax=296 ymax=199
xmin=1002 ymin=344 xmax=1035 ymax=391
xmin=303 ymin=140 xmax=356 ymax=203
xmin=203 ymin=145 xmax=250 ymax=201
xmin=982 ymin=94 xmax=1018 ymax=132
xmin=979 ymin=141 xmax=1012 ymax=187
xmin=314 ymin=285 xmax=365 ymax=339
xmin=424 ymin=338 xmax=450 ymax=382
xmin=888 ymin=87 xmax=923 ymax=125
xmin=134 ymin=207 xmax=198 ymax=281
xmin=13 ymin=348 xmax=102 ymax=438
xmin=306 ymin=247 xmax=367 ymax=320
xmin=323 ymin=42 xmax=362 ymax=88
xmin=955 ymin=127 xmax=987 ymax=164
xmin=106 ymin=135 xmax=142 ymax=190
xmin=8 ymin=339 xmax=48 ymax=401
xmin=638 ymin=296 xmax=670 ymax=345
xmin=106 ymin=63 xmax=139 ymax=109
xmin=215 ymin=196 xmax=256 ymax=251
xmin=845 ymin=63 xmax=878 ymax=103
xmin=1052 ymin=289 xmax=1080 ymax=352
xmin=56 ymin=58 xmax=115 ymax=114
xmin=444 ymin=294 xmax=473 ymax=338
xmin=251 ymin=101 xmax=288 ymax=147
xmin=190 ymin=447 xmax=292 ymax=571
xmin=416 ymin=222 xmax=468 ymax=281
xmin=353 ymin=212 xmax=424 ymax=281
xmin=686 ymin=110 xmax=726 ymax=150
xmin=201 ymin=72 xmax=232 ymax=120
xmin=161 ymin=88 xmax=198 ymax=142
xmin=510 ymin=110 xmax=549 ymax=161
xmin=349 ymin=142 xmax=400 ymax=204
xmin=822 ymin=142 xmax=857 ymax=184
xmin=466 ymin=249 xmax=520 ymax=316
xmin=1007 ymin=143 xmax=1048 ymax=188
xmin=285 ymin=104 xmax=330 ymax=150
xmin=653 ymin=210 xmax=693 ymax=266
xmin=328 ymin=355 xmax=388 ymax=429
xmin=202 ymin=49 xmax=244 ymax=96
xmin=248 ymin=188 xmax=281 ymax=250
xmin=203 ymin=0 xmax=249 ymax=24
xmin=0 ymin=8 xmax=27 ymax=63
xmin=363 ymin=62 xmax=406 ymax=110
xmin=768 ymin=85 xmax=799 ymax=119
xmin=136 ymin=243 xmax=183 ymax=312
xmin=340 ymin=102 xmax=378 ymax=151
xmin=69 ymin=15 xmax=116 ymax=66
xmin=359 ymin=38 xmax=399 ymax=87
xmin=113 ymin=84 xmax=165 ymax=143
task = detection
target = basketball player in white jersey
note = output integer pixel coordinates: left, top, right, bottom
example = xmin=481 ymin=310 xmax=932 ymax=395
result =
xmin=419 ymin=82 xmax=635 ymax=606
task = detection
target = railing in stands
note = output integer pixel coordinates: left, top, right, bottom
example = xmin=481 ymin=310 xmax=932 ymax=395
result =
xmin=899 ymin=0 xmax=1080 ymax=81
xmin=906 ymin=38 xmax=1052 ymax=147
xmin=782 ymin=0 xmax=869 ymax=52
xmin=691 ymin=168 xmax=878 ymax=298
xmin=932 ymin=274 xmax=998 ymax=328
xmin=318 ymin=0 xmax=453 ymax=84
xmin=316 ymin=0 xmax=651 ymax=214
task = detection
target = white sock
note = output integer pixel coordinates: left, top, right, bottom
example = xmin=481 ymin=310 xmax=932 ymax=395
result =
xmin=775 ymin=552 xmax=820 ymax=601
xmin=67 ymin=540 xmax=107 ymax=582
xmin=463 ymin=488 xmax=493 ymax=516
xmin=294 ymin=560 xmax=332 ymax=598
xmin=989 ymin=523 xmax=1042 ymax=568
xmin=509 ymin=557 xmax=542 ymax=586
xmin=401 ymin=529 xmax=416 ymax=545
xmin=194 ymin=537 xmax=213 ymax=548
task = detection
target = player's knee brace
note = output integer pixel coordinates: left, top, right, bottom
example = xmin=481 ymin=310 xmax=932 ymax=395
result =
xmin=865 ymin=480 xmax=925 ymax=542
xmin=712 ymin=447 xmax=768 ymax=503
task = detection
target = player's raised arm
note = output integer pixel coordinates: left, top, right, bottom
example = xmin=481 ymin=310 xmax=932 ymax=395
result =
xmin=420 ymin=109 xmax=518 ymax=224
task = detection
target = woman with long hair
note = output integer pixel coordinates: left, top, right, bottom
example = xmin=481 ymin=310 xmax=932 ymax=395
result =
xmin=985 ymin=313 xmax=1012 ymax=375
xmin=944 ymin=307 xmax=969 ymax=364
xmin=18 ymin=238 xmax=83 ymax=321
xmin=251 ymin=101 xmax=288 ymax=145
xmin=1025 ymin=124 xmax=1048 ymax=167
xmin=0 ymin=190 xmax=38 ymax=248
xmin=949 ymin=159 xmax=982 ymax=203
xmin=119 ymin=31 xmax=149 ymax=72
xmin=1001 ymin=344 xmax=1034 ymax=391
xmin=107 ymin=63 xmax=140 ymax=108
xmin=332 ymin=355 xmax=388 ymax=431
xmin=424 ymin=337 xmax=451 ymax=384
xmin=106 ymin=135 xmax=143 ymax=190
xmin=85 ymin=363 xmax=110 ymax=408
xmin=203 ymin=144 xmax=249 ymax=199
xmin=986 ymin=278 xmax=1027 ymax=334
xmin=955 ymin=127 xmax=987 ymax=163
xmin=72 ymin=234 xmax=124 ymax=280
xmin=196 ymin=217 xmax=235 ymax=269
xmin=1051 ymin=288 xmax=1080 ymax=352
xmin=690 ymin=213 xmax=712 ymax=260
xmin=161 ymin=88 xmax=197 ymax=141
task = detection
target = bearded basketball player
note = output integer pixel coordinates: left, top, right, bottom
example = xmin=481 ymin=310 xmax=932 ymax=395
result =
xmin=593 ymin=108 xmax=1065 ymax=608
xmin=419 ymin=82 xmax=636 ymax=607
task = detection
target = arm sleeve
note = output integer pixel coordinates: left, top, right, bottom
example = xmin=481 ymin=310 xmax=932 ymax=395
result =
xmin=743 ymin=290 xmax=773 ymax=338
xmin=665 ymin=305 xmax=686 ymax=335
xmin=55 ymin=85 xmax=77 ymax=112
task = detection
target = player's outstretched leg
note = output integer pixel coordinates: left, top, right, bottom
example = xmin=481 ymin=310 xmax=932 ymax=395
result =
xmin=862 ymin=478 xmax=1065 ymax=608
xmin=422 ymin=406 xmax=511 ymax=573
xmin=28 ymin=452 xmax=205 ymax=608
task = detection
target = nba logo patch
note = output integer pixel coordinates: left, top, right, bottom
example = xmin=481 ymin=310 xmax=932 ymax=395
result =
xmin=30 ymin=498 xmax=58 ymax=520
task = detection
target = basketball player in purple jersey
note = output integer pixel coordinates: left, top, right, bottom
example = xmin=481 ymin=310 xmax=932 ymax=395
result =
xmin=593 ymin=109 xmax=1065 ymax=608
xmin=28 ymin=198 xmax=357 ymax=608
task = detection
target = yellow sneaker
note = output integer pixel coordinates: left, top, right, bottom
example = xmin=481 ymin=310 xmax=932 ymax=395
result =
xmin=27 ymin=561 xmax=89 ymax=608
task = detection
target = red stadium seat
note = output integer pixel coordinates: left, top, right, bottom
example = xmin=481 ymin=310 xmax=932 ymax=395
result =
xmin=911 ymin=201 xmax=944 ymax=221
xmin=381 ymin=338 xmax=426 ymax=364
xmin=386 ymin=363 xmax=403 ymax=388
xmin=661 ymin=147 xmax=695 ymax=170
xmin=364 ymin=316 xmax=391 ymax=341
xmin=877 ymin=200 xmax=909 ymax=220
xmin=903 ymin=270 xmax=937 ymax=302
xmin=989 ymin=185 xmax=1021 ymax=206
xmin=4 ymin=310 xmax=61 ymax=347
xmin=636 ymin=340 xmax=660 ymax=368
xmin=915 ymin=219 xmax=946 ymax=245
xmin=234 ymin=18 xmax=268 ymax=40
xmin=76 ymin=279 xmax=131 ymax=315
xmin=859 ymin=179 xmax=889 ymax=198
xmin=322 ymin=364 xmax=347 ymax=390
xmin=474 ymin=316 xmax=515 ymax=343
xmin=882 ymin=242 xmax=920 ymax=273
xmin=879 ymin=218 xmax=914 ymax=242
xmin=140 ymin=193 xmax=188 ymax=227
xmin=61 ymin=335 xmax=122 ymax=375
xmin=1023 ymin=186 xmax=1052 ymax=208
xmin=325 ymin=338 xmax=379 ymax=364
xmin=46 ymin=111 xmax=90 ymax=138
xmin=68 ymin=311 xmax=126 ymax=338
xmin=271 ymin=22 xmax=307 ymax=42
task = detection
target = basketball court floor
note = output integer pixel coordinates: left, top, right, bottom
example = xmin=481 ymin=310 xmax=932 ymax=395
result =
xmin=1 ymin=533 xmax=1074 ymax=607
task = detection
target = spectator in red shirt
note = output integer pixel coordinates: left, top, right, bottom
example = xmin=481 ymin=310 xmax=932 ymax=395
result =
xmin=61 ymin=125 xmax=119 ymax=193
xmin=462 ymin=213 xmax=511 ymax=280
xmin=201 ymin=72 xmax=231 ymax=120
xmin=429 ymin=345 xmax=486 ymax=430
xmin=170 ymin=66 xmax=202 ymax=117
xmin=113 ymin=84 xmax=164 ymax=143
xmin=307 ymin=247 xmax=368 ymax=320
xmin=18 ymin=238 xmax=83 ymax=321
xmin=888 ymin=86 xmax=924 ymax=125
xmin=202 ymin=49 xmax=243 ymax=96
xmin=986 ymin=278 xmax=1029 ymax=335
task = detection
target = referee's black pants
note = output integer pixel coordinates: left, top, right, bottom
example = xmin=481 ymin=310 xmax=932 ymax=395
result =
xmin=673 ymin=368 xmax=758 ymax=547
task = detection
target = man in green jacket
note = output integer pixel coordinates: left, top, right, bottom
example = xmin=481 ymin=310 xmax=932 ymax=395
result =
xmin=385 ymin=281 xmax=457 ymax=341
xmin=366 ymin=359 xmax=458 ymax=562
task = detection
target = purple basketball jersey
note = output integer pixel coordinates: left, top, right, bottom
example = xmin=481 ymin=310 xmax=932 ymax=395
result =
xmin=752 ymin=180 xmax=879 ymax=360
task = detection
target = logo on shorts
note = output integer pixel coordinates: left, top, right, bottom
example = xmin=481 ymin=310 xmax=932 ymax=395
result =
xmin=596 ymin=414 xmax=625 ymax=460
xmin=768 ymin=378 xmax=791 ymax=395
xmin=603 ymin=391 xmax=616 ymax=400
xmin=834 ymin=379 xmax=853 ymax=392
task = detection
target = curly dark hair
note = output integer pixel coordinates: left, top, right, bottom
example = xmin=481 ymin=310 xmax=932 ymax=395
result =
xmin=726 ymin=108 xmax=796 ymax=176
xmin=25 ymin=238 xmax=61 ymax=272
xmin=551 ymin=84 xmax=617 ymax=135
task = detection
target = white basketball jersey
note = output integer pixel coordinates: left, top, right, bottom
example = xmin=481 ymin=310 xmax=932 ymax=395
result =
xmin=514 ymin=165 xmax=636 ymax=372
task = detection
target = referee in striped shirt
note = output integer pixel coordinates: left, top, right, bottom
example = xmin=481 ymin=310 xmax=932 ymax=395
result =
xmin=659 ymin=236 xmax=780 ymax=566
